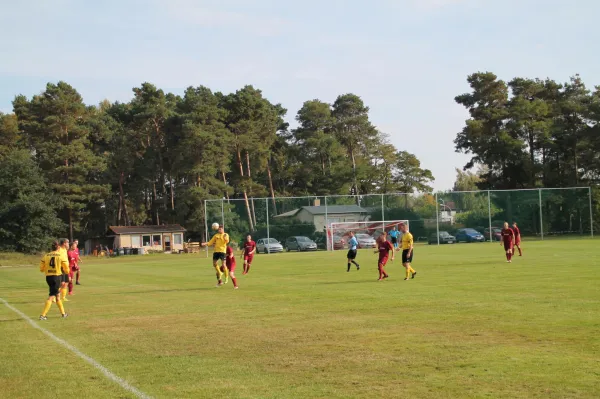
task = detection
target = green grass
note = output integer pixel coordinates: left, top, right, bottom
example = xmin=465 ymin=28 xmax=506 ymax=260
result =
xmin=1 ymin=240 xmax=599 ymax=399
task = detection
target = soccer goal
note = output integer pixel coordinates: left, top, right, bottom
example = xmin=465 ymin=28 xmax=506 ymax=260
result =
xmin=327 ymin=220 xmax=409 ymax=251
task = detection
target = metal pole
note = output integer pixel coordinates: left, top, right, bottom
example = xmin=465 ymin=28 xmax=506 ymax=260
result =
xmin=204 ymin=200 xmax=209 ymax=258
xmin=325 ymin=196 xmax=329 ymax=251
xmin=221 ymin=198 xmax=225 ymax=229
xmin=435 ymin=193 xmax=440 ymax=245
xmin=589 ymin=187 xmax=594 ymax=238
xmin=381 ymin=194 xmax=385 ymax=234
xmin=539 ymin=188 xmax=544 ymax=240
xmin=266 ymin=198 xmax=270 ymax=253
xmin=488 ymin=190 xmax=492 ymax=242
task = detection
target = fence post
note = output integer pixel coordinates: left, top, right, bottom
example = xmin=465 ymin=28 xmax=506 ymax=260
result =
xmin=381 ymin=194 xmax=385 ymax=233
xmin=488 ymin=190 xmax=492 ymax=242
xmin=204 ymin=200 xmax=209 ymax=258
xmin=266 ymin=198 xmax=270 ymax=253
xmin=589 ymin=187 xmax=594 ymax=238
xmin=325 ymin=196 xmax=329 ymax=251
xmin=539 ymin=188 xmax=544 ymax=240
xmin=435 ymin=193 xmax=440 ymax=245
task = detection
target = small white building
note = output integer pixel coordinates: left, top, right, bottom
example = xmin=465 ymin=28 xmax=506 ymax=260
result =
xmin=274 ymin=205 xmax=370 ymax=231
xmin=108 ymin=225 xmax=186 ymax=253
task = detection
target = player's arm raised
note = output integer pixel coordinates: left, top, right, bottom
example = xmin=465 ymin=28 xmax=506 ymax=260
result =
xmin=201 ymin=235 xmax=216 ymax=247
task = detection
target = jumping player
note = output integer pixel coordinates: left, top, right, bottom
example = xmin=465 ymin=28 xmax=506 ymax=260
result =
xmin=201 ymin=225 xmax=230 ymax=286
xmin=346 ymin=232 xmax=360 ymax=272
xmin=374 ymin=231 xmax=394 ymax=281
xmin=388 ymin=226 xmax=400 ymax=251
xmin=223 ymin=245 xmax=239 ymax=289
xmin=400 ymin=223 xmax=417 ymax=280
xmin=501 ymin=222 xmax=515 ymax=262
xmin=39 ymin=241 xmax=69 ymax=320
xmin=512 ymin=222 xmax=523 ymax=257
xmin=67 ymin=242 xmax=78 ymax=296
xmin=242 ymin=234 xmax=256 ymax=275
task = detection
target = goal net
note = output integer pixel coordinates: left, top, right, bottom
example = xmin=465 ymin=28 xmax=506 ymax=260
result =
xmin=327 ymin=220 xmax=409 ymax=251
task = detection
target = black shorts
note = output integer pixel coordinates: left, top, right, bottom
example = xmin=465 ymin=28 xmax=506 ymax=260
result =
xmin=213 ymin=252 xmax=226 ymax=262
xmin=62 ymin=273 xmax=69 ymax=283
xmin=391 ymin=237 xmax=398 ymax=244
xmin=46 ymin=276 xmax=62 ymax=296
xmin=402 ymin=249 xmax=413 ymax=264
xmin=347 ymin=249 xmax=357 ymax=260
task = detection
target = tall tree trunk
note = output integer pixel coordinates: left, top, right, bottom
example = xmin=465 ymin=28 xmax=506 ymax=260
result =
xmin=221 ymin=172 xmax=230 ymax=203
xmin=170 ymin=173 xmax=175 ymax=211
xmin=245 ymin=151 xmax=258 ymax=226
xmin=266 ymin=162 xmax=277 ymax=216
xmin=236 ymin=148 xmax=254 ymax=231
xmin=152 ymin=183 xmax=160 ymax=225
xmin=68 ymin=208 xmax=74 ymax=242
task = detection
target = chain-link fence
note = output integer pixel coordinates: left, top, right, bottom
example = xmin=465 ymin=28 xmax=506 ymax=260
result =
xmin=203 ymin=187 xmax=594 ymax=255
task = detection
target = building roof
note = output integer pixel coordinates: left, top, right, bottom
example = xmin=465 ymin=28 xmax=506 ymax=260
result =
xmin=108 ymin=225 xmax=186 ymax=235
xmin=274 ymin=205 xmax=368 ymax=218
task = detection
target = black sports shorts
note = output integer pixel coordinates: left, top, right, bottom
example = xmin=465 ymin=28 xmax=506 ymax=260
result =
xmin=213 ymin=252 xmax=226 ymax=262
xmin=46 ymin=275 xmax=62 ymax=296
xmin=347 ymin=249 xmax=357 ymax=260
xmin=402 ymin=249 xmax=413 ymax=263
xmin=391 ymin=237 xmax=398 ymax=244
xmin=62 ymin=273 xmax=69 ymax=283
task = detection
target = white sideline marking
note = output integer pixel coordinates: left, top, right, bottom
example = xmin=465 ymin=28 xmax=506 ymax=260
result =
xmin=0 ymin=297 xmax=153 ymax=399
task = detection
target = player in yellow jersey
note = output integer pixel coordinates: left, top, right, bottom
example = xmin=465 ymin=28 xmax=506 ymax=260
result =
xmin=39 ymin=241 xmax=69 ymax=320
xmin=400 ymin=223 xmax=417 ymax=281
xmin=58 ymin=238 xmax=71 ymax=301
xmin=201 ymin=225 xmax=230 ymax=287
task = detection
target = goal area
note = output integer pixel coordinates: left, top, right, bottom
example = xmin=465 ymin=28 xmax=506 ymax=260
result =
xmin=327 ymin=220 xmax=409 ymax=251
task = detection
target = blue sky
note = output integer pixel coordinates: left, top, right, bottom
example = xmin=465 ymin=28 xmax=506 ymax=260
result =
xmin=1 ymin=0 xmax=599 ymax=191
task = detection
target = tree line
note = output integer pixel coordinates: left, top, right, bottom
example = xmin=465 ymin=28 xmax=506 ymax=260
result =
xmin=0 ymin=82 xmax=434 ymax=252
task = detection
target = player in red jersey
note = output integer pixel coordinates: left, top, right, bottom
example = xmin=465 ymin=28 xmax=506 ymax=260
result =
xmin=67 ymin=243 xmax=78 ymax=295
xmin=221 ymin=245 xmax=239 ymax=289
xmin=500 ymin=222 xmax=515 ymax=262
xmin=73 ymin=239 xmax=82 ymax=285
xmin=374 ymin=231 xmax=394 ymax=281
xmin=511 ymin=222 xmax=523 ymax=257
xmin=241 ymin=234 xmax=256 ymax=275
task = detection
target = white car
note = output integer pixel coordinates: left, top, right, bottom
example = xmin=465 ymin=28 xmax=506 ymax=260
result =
xmin=355 ymin=233 xmax=377 ymax=248
xmin=256 ymin=238 xmax=284 ymax=254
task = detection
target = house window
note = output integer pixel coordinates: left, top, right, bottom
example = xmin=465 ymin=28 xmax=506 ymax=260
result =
xmin=174 ymin=234 xmax=182 ymax=245
xmin=153 ymin=235 xmax=162 ymax=246
xmin=131 ymin=235 xmax=141 ymax=248
xmin=143 ymin=235 xmax=151 ymax=246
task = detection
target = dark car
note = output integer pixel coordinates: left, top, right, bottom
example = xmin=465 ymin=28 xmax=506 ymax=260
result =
xmin=455 ymin=228 xmax=485 ymax=243
xmin=428 ymin=231 xmax=456 ymax=244
xmin=484 ymin=227 xmax=502 ymax=241
xmin=285 ymin=236 xmax=318 ymax=252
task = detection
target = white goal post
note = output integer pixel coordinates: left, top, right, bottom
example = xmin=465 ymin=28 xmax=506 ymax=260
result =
xmin=327 ymin=220 xmax=410 ymax=251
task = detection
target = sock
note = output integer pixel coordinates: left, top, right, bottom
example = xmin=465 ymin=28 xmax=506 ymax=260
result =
xmin=409 ymin=266 xmax=415 ymax=274
xmin=512 ymin=248 xmax=515 ymax=255
xmin=68 ymin=280 xmax=73 ymax=293
xmin=76 ymin=271 xmax=80 ymax=282
xmin=214 ymin=265 xmax=223 ymax=279
xmin=352 ymin=261 xmax=359 ymax=268
xmin=383 ymin=269 xmax=388 ymax=278
xmin=246 ymin=265 xmax=250 ymax=274
xmin=223 ymin=266 xmax=230 ymax=280
xmin=42 ymin=300 xmax=52 ymax=316
xmin=406 ymin=268 xmax=412 ymax=279
xmin=347 ymin=262 xmax=351 ymax=272
xmin=61 ymin=287 xmax=67 ymax=300
xmin=232 ymin=277 xmax=238 ymax=288
xmin=508 ymin=252 xmax=512 ymax=261
xmin=56 ymin=300 xmax=65 ymax=315
xmin=518 ymin=247 xmax=522 ymax=256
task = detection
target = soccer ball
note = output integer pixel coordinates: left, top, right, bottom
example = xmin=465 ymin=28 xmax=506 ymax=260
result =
xmin=212 ymin=223 xmax=220 ymax=231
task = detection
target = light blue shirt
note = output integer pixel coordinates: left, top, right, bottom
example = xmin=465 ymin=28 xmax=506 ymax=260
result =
xmin=348 ymin=237 xmax=358 ymax=250
xmin=389 ymin=230 xmax=399 ymax=238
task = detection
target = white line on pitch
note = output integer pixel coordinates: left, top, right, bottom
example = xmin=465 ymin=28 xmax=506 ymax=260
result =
xmin=0 ymin=297 xmax=153 ymax=399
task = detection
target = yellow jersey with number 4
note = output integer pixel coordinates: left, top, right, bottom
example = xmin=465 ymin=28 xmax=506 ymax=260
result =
xmin=40 ymin=250 xmax=69 ymax=276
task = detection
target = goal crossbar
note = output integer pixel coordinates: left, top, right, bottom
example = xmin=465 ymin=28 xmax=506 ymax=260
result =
xmin=327 ymin=220 xmax=409 ymax=251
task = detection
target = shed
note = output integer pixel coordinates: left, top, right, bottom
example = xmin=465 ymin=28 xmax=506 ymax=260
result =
xmin=107 ymin=225 xmax=186 ymax=253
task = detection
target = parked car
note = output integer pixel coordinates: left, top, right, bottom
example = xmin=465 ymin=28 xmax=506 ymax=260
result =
xmin=355 ymin=233 xmax=377 ymax=248
xmin=331 ymin=235 xmax=345 ymax=250
xmin=256 ymin=238 xmax=284 ymax=254
xmin=315 ymin=235 xmax=345 ymax=250
xmin=455 ymin=228 xmax=485 ymax=243
xmin=484 ymin=227 xmax=502 ymax=241
xmin=428 ymin=231 xmax=456 ymax=244
xmin=285 ymin=236 xmax=318 ymax=252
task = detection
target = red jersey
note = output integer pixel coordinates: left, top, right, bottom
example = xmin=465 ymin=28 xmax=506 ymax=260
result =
xmin=243 ymin=240 xmax=256 ymax=255
xmin=226 ymin=246 xmax=236 ymax=267
xmin=378 ymin=241 xmax=394 ymax=260
xmin=512 ymin=226 xmax=520 ymax=237
xmin=501 ymin=228 xmax=514 ymax=244
xmin=67 ymin=250 xmax=78 ymax=268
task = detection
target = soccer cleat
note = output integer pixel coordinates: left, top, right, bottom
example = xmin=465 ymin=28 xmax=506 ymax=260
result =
xmin=76 ymin=282 xmax=81 ymax=285
xmin=39 ymin=315 xmax=47 ymax=321
xmin=63 ymin=298 xmax=69 ymax=302
xmin=411 ymin=272 xmax=417 ymax=279
xmin=234 ymin=286 xmax=239 ymax=290
xmin=224 ymin=278 xmax=229 ymax=284
xmin=356 ymin=265 xmax=360 ymax=270
xmin=62 ymin=313 xmax=69 ymax=318
xmin=68 ymin=292 xmax=73 ymax=296
xmin=404 ymin=278 xmax=409 ymax=281
xmin=383 ymin=275 xmax=389 ymax=279
xmin=377 ymin=278 xmax=383 ymax=281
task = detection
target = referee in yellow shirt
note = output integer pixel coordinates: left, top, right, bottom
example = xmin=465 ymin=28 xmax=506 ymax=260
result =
xmin=400 ymin=223 xmax=417 ymax=281
xmin=201 ymin=225 xmax=230 ymax=286
xmin=39 ymin=241 xmax=69 ymax=320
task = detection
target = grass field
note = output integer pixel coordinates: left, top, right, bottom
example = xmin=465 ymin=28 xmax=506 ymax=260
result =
xmin=1 ymin=239 xmax=599 ymax=399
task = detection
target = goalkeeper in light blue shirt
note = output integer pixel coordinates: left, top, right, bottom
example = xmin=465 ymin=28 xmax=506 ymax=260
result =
xmin=388 ymin=225 xmax=400 ymax=250
xmin=346 ymin=232 xmax=360 ymax=272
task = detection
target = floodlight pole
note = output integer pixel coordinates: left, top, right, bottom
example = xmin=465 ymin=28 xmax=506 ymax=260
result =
xmin=221 ymin=199 xmax=225 ymax=229
xmin=381 ymin=194 xmax=385 ymax=234
xmin=539 ymin=188 xmax=544 ymax=240
xmin=435 ymin=193 xmax=440 ymax=245
xmin=266 ymin=198 xmax=270 ymax=253
xmin=325 ymin=196 xmax=329 ymax=251
xmin=488 ymin=190 xmax=492 ymax=242
xmin=204 ymin=200 xmax=209 ymax=258
xmin=589 ymin=187 xmax=594 ymax=238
